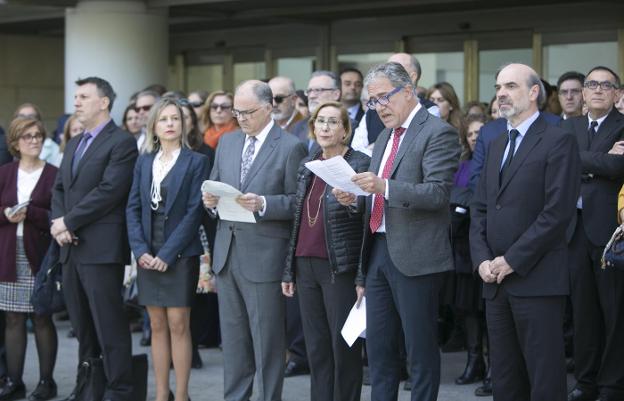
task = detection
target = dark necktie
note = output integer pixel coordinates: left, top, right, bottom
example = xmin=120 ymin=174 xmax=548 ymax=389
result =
xmin=369 ymin=127 xmax=405 ymax=233
xmin=72 ymin=132 xmax=92 ymax=177
xmin=240 ymin=136 xmax=256 ymax=184
xmin=588 ymin=120 xmax=598 ymax=147
xmin=500 ymin=129 xmax=519 ymax=183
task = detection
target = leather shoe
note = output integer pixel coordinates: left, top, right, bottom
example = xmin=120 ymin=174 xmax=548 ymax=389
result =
xmin=568 ymin=387 xmax=598 ymax=401
xmin=0 ymin=378 xmax=26 ymax=401
xmin=140 ymin=328 xmax=151 ymax=346
xmin=284 ymin=360 xmax=309 ymax=377
xmin=28 ymin=379 xmax=57 ymax=401
xmin=191 ymin=348 xmax=203 ymax=369
xmin=474 ymin=378 xmax=492 ymax=397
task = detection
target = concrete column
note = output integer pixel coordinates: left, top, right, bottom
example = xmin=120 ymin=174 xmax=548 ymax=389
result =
xmin=463 ymin=39 xmax=479 ymax=104
xmin=65 ymin=0 xmax=168 ymax=123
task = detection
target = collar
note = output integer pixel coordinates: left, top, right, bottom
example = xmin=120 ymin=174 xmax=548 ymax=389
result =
xmin=399 ymin=102 xmax=422 ymax=131
xmin=506 ymin=110 xmax=539 ymax=136
xmin=247 ymin=119 xmax=274 ymax=145
xmin=587 ymin=108 xmax=611 ymax=128
xmin=85 ymin=118 xmax=111 ymax=138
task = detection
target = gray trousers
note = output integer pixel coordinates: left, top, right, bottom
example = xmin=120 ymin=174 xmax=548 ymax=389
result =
xmin=217 ymin=238 xmax=286 ymax=401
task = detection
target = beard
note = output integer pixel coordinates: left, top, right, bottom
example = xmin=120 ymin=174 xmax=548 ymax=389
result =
xmin=498 ymin=96 xmax=530 ymax=120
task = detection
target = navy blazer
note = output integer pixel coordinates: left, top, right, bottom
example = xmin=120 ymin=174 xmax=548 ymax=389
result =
xmin=126 ymin=148 xmax=209 ymax=266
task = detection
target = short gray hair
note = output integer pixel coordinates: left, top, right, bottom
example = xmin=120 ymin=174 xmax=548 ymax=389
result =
xmin=137 ymin=90 xmax=160 ymax=102
xmin=310 ymin=70 xmax=340 ymax=89
xmin=495 ymin=63 xmax=546 ymax=107
xmin=235 ymin=80 xmax=273 ymax=105
xmin=364 ymin=62 xmax=413 ymax=90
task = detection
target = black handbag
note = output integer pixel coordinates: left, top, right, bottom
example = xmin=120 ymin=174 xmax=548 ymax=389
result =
xmin=602 ymin=225 xmax=624 ymax=270
xmin=31 ymin=242 xmax=65 ymax=315
xmin=74 ymin=354 xmax=148 ymax=401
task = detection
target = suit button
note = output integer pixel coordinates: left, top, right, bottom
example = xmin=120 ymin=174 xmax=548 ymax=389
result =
xmin=402 ymin=202 xmax=409 ymax=208
xmin=164 ymin=216 xmax=169 ymax=220
xmin=496 ymin=204 xmax=501 ymax=210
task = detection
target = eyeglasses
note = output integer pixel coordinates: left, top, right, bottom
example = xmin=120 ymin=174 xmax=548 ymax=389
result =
xmin=189 ymin=101 xmax=203 ymax=108
xmin=135 ymin=105 xmax=152 ymax=112
xmin=211 ymin=103 xmax=232 ymax=111
xmin=559 ymin=88 xmax=582 ymax=97
xmin=314 ymin=118 xmax=342 ymax=129
xmin=366 ymin=86 xmax=403 ymax=110
xmin=273 ymin=94 xmax=293 ymax=104
xmin=584 ymin=80 xmax=618 ymax=91
xmin=232 ymin=107 xmax=261 ymax=119
xmin=19 ymin=133 xmax=44 ymax=142
xmin=304 ymin=88 xmax=336 ymax=96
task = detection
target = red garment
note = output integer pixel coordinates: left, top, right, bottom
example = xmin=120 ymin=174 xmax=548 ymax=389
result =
xmin=203 ymin=120 xmax=238 ymax=149
xmin=0 ymin=161 xmax=57 ymax=281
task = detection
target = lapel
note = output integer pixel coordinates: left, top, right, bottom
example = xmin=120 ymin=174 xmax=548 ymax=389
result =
xmin=369 ymin=129 xmax=390 ymax=175
xmin=63 ymin=136 xmax=80 ymax=186
xmin=241 ymin=124 xmax=280 ymax=192
xmin=573 ymin=117 xmax=590 ymax=150
xmin=229 ymin=132 xmax=246 ymax=190
xmin=591 ymin=108 xmax=624 ymax=151
xmin=140 ymin=152 xmax=156 ymax=204
xmin=71 ymin=121 xmax=114 ymax=185
xmin=389 ymin=106 xmax=428 ymax=178
xmin=164 ymin=148 xmax=192 ymax=215
xmin=498 ymin=115 xmax=545 ymax=195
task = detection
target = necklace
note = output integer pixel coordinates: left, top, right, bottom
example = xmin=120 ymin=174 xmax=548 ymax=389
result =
xmin=306 ymin=175 xmax=324 ymax=227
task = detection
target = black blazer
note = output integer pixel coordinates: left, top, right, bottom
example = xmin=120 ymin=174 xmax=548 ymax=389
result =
xmin=470 ymin=115 xmax=581 ymax=298
xmin=126 ymin=148 xmax=209 ymax=266
xmin=561 ymin=108 xmax=624 ymax=246
xmin=51 ymin=120 xmax=138 ymax=265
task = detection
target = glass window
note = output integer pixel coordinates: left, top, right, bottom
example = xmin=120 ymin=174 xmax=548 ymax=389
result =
xmin=276 ymin=57 xmax=315 ymax=90
xmin=337 ymin=52 xmax=393 ymax=76
xmin=233 ymin=62 xmax=266 ymax=86
xmin=543 ymin=42 xmax=617 ymax=85
xmin=479 ymin=49 xmax=532 ymax=102
xmin=186 ymin=65 xmax=223 ymax=94
xmin=414 ymin=52 xmax=464 ymax=104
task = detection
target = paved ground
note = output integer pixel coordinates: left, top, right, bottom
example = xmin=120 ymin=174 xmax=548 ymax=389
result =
xmin=20 ymin=319 xmax=573 ymax=400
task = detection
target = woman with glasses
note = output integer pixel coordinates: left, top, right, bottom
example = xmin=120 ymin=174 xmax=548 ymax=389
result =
xmin=200 ymin=91 xmax=238 ymax=149
xmin=126 ymin=98 xmax=209 ymax=401
xmin=0 ymin=117 xmax=59 ymax=401
xmin=187 ymin=91 xmax=209 ymax=132
xmin=282 ymin=101 xmax=369 ymax=401
xmin=13 ymin=104 xmax=61 ymax=167
xmin=427 ymin=82 xmax=462 ymax=130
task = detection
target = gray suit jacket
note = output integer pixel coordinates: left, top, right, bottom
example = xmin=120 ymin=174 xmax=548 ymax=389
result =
xmin=357 ymin=106 xmax=460 ymax=284
xmin=209 ymin=123 xmax=307 ymax=282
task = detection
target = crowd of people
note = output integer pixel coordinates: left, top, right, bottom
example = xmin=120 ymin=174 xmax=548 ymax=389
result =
xmin=0 ymin=51 xmax=623 ymax=401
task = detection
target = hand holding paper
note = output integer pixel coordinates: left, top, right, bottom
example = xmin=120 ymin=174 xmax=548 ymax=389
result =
xmin=201 ymin=180 xmax=256 ymax=223
xmin=305 ymin=156 xmax=370 ymax=197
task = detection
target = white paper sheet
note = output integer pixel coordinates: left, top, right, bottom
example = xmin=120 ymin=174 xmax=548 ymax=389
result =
xmin=201 ymin=180 xmax=256 ymax=223
xmin=341 ymin=297 xmax=366 ymax=347
xmin=305 ymin=156 xmax=370 ymax=197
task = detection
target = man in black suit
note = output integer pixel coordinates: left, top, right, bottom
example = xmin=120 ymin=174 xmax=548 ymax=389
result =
xmin=340 ymin=68 xmax=365 ymax=129
xmin=51 ymin=77 xmax=137 ymax=401
xmin=563 ymin=66 xmax=624 ymax=401
xmin=470 ymin=63 xmax=581 ymax=401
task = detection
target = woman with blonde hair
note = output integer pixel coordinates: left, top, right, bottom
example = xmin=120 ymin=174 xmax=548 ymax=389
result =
xmin=200 ymin=91 xmax=238 ymax=149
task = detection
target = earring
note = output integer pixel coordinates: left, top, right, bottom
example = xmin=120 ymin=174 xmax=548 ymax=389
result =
xmin=153 ymin=136 xmax=159 ymax=144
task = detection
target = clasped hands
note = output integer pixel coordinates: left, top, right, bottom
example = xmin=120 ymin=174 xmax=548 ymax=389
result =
xmin=3 ymin=208 xmax=26 ymax=224
xmin=50 ymin=217 xmax=77 ymax=246
xmin=333 ymin=172 xmax=385 ymax=206
xmin=202 ymin=192 xmax=264 ymax=213
xmin=138 ymin=253 xmax=168 ymax=272
xmin=479 ymin=256 xmax=514 ymax=284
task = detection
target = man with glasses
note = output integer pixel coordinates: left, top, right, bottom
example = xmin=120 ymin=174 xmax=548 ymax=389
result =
xmin=268 ymin=76 xmax=305 ymax=133
xmin=335 ymin=62 xmax=460 ymax=401
xmin=291 ymin=71 xmax=341 ymax=148
xmin=562 ymin=66 xmax=624 ymax=401
xmin=340 ymin=68 xmax=366 ymax=128
xmin=557 ymin=71 xmax=585 ymax=120
xmin=133 ymin=90 xmax=159 ymax=152
xmin=203 ymin=80 xmax=307 ymax=401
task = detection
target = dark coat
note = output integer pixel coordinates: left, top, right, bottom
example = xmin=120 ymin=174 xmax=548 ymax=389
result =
xmin=283 ymin=148 xmax=370 ymax=283
xmin=0 ymin=161 xmax=57 ymax=281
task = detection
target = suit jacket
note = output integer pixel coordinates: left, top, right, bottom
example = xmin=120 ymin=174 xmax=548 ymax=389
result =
xmin=351 ymin=104 xmax=365 ymax=130
xmin=0 ymin=127 xmax=12 ymax=166
xmin=356 ymin=106 xmax=460 ymax=285
xmin=209 ymin=123 xmax=307 ymax=282
xmin=283 ymin=111 xmax=306 ymax=134
xmin=470 ymin=115 xmax=581 ymax=298
xmin=561 ymin=108 xmax=624 ymax=246
xmin=469 ymin=113 xmax=563 ymax=191
xmin=51 ymin=120 xmax=138 ymax=265
xmin=0 ymin=162 xmax=57 ymax=280
xmin=126 ymin=148 xmax=209 ymax=267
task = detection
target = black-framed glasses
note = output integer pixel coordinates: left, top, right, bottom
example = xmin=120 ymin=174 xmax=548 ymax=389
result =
xmin=314 ymin=117 xmax=342 ymax=129
xmin=19 ymin=132 xmax=44 ymax=142
xmin=273 ymin=94 xmax=293 ymax=104
xmin=189 ymin=101 xmax=203 ymax=108
xmin=211 ymin=103 xmax=232 ymax=111
xmin=584 ymin=80 xmax=618 ymax=91
xmin=366 ymin=86 xmax=403 ymax=110
xmin=232 ymin=107 xmax=261 ymax=119
xmin=135 ymin=105 xmax=152 ymax=112
xmin=304 ymin=87 xmax=336 ymax=96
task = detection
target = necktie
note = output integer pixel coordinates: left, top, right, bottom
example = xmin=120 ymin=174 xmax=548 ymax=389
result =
xmin=499 ymin=129 xmax=519 ymax=183
xmin=240 ymin=136 xmax=256 ymax=184
xmin=369 ymin=127 xmax=405 ymax=233
xmin=72 ymin=132 xmax=92 ymax=177
xmin=588 ymin=120 xmax=598 ymax=147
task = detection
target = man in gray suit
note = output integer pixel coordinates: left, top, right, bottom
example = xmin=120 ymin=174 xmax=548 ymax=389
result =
xmin=203 ymin=80 xmax=307 ymax=401
xmin=336 ymin=62 xmax=460 ymax=401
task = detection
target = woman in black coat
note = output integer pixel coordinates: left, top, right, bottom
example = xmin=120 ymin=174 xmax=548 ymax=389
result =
xmin=282 ymin=101 xmax=370 ymax=401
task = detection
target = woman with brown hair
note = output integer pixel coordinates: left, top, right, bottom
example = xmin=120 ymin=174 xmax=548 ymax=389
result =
xmin=200 ymin=91 xmax=238 ymax=149
xmin=427 ymin=82 xmax=462 ymax=130
xmin=0 ymin=117 xmax=58 ymax=401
